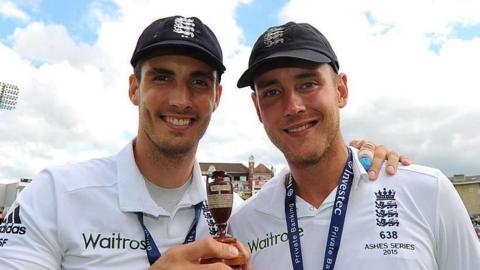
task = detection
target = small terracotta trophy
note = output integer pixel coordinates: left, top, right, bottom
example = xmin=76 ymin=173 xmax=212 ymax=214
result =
xmin=200 ymin=171 xmax=247 ymax=269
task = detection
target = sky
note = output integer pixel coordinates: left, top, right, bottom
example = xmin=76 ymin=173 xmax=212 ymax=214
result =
xmin=0 ymin=0 xmax=479 ymax=182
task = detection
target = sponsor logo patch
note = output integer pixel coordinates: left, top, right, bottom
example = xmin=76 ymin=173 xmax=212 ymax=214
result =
xmin=82 ymin=232 xmax=146 ymax=250
xmin=247 ymin=228 xmax=304 ymax=253
xmin=0 ymin=206 xmax=26 ymax=235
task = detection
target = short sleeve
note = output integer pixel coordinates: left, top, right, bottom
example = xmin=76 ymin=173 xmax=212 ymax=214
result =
xmin=0 ymin=169 xmax=62 ymax=269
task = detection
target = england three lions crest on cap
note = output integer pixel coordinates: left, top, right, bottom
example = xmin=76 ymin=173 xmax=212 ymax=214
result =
xmin=173 ymin=17 xmax=195 ymax=38
xmin=263 ymin=26 xmax=285 ymax=47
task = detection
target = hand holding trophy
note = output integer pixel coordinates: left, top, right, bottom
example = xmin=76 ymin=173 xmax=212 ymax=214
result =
xmin=200 ymin=171 xmax=247 ymax=269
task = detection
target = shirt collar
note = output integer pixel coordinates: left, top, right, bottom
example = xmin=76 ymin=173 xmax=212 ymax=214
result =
xmin=117 ymin=140 xmax=206 ymax=217
xmin=253 ymin=146 xmax=368 ymax=219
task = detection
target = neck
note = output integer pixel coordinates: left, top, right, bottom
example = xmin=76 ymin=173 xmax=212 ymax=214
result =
xmin=289 ymin=135 xmax=348 ymax=208
xmin=133 ymin=136 xmax=196 ymax=189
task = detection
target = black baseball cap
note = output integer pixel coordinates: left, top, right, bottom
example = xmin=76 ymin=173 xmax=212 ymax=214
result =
xmin=237 ymin=22 xmax=339 ymax=88
xmin=130 ymin=16 xmax=226 ymax=74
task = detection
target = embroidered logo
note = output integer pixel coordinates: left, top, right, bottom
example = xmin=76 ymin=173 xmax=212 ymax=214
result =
xmin=375 ymin=188 xmax=399 ymax=227
xmin=201 ymin=201 xmax=218 ymax=236
xmin=0 ymin=206 xmax=26 ymax=235
xmin=263 ymin=26 xmax=285 ymax=47
xmin=173 ymin=16 xmax=195 ymax=38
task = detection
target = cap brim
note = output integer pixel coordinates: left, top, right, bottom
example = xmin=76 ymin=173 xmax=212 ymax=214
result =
xmin=131 ymin=40 xmax=226 ymax=73
xmin=237 ymin=49 xmax=332 ymax=89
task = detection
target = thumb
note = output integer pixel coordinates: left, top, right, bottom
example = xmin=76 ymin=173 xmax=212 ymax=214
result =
xmin=175 ymin=237 xmax=239 ymax=261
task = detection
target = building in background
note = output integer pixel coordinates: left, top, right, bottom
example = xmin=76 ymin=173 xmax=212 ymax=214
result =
xmin=449 ymin=174 xmax=480 ymax=239
xmin=200 ymin=155 xmax=274 ymax=199
xmin=450 ymin=174 xmax=480 ymax=216
xmin=0 ymin=178 xmax=32 ymax=222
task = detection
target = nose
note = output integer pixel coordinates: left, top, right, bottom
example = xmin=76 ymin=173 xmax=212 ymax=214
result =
xmin=169 ymin=82 xmax=192 ymax=110
xmin=283 ymin=90 xmax=305 ymax=116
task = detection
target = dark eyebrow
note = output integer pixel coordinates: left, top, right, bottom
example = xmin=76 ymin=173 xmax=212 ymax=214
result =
xmin=190 ymin=71 xmax=215 ymax=81
xmin=295 ymin=71 xmax=318 ymax=80
xmin=147 ymin=68 xmax=174 ymax=77
xmin=255 ymin=70 xmax=321 ymax=90
xmin=255 ymin=79 xmax=277 ymax=89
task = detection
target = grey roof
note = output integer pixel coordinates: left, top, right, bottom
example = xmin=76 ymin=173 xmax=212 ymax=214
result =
xmin=199 ymin=162 xmax=249 ymax=174
xmin=449 ymin=175 xmax=480 ymax=185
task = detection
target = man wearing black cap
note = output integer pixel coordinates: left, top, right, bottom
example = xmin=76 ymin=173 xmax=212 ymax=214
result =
xmin=0 ymin=15 xmax=251 ymax=270
xmin=0 ymin=16 xmax=405 ymax=270
xmin=230 ymin=22 xmax=480 ymax=270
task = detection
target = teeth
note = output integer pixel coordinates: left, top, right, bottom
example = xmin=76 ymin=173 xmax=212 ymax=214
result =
xmin=287 ymin=123 xmax=312 ymax=133
xmin=165 ymin=117 xmax=191 ymax=126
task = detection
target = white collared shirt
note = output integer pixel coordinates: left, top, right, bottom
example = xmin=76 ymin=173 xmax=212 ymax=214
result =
xmin=230 ymin=147 xmax=480 ymax=270
xmin=0 ymin=141 xmax=241 ymax=269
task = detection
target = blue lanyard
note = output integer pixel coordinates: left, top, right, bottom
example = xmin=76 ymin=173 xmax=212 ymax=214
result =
xmin=284 ymin=149 xmax=354 ymax=270
xmin=136 ymin=201 xmax=204 ymax=265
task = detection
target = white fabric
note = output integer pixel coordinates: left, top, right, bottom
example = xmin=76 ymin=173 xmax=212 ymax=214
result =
xmin=230 ymin=147 xmax=480 ymax=270
xmin=0 ymin=141 xmax=243 ymax=269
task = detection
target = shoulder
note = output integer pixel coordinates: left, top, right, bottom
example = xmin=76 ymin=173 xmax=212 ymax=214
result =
xmin=33 ymin=154 xmax=117 ymax=193
xmin=379 ymin=163 xmax=449 ymax=190
xmin=360 ymin=163 xmax=453 ymax=214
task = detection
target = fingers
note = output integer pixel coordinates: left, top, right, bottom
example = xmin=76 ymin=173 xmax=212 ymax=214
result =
xmin=368 ymin=144 xmax=388 ymax=180
xmin=385 ymin=151 xmax=399 ymax=175
xmin=149 ymin=238 xmax=238 ymax=270
xmin=356 ymin=140 xmax=411 ymax=179
xmin=233 ymin=240 xmax=251 ymax=268
xmin=182 ymin=237 xmax=239 ymax=261
xmin=196 ymin=263 xmax=234 ymax=270
xmin=348 ymin=139 xmax=365 ymax=149
xmin=399 ymin=155 xmax=411 ymax=166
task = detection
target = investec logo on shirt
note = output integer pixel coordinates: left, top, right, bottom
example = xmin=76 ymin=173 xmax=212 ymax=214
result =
xmin=247 ymin=228 xmax=304 ymax=253
xmin=82 ymin=232 xmax=146 ymax=250
xmin=0 ymin=206 xmax=26 ymax=235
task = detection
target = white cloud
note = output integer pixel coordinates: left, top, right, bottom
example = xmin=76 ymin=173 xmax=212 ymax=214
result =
xmin=0 ymin=0 xmax=479 ymax=181
xmin=279 ymin=0 xmax=480 ymax=175
xmin=0 ymin=1 xmax=30 ymax=21
xmin=9 ymin=22 xmax=101 ymax=66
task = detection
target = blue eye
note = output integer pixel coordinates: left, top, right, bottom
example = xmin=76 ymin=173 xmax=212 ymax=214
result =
xmin=264 ymin=89 xmax=280 ymax=97
xmin=300 ymin=82 xmax=316 ymax=89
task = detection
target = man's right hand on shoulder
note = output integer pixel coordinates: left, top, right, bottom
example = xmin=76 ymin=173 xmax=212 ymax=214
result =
xmin=148 ymin=237 xmax=252 ymax=270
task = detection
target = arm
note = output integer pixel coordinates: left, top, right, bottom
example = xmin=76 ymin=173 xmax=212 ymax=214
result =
xmin=0 ymin=170 xmax=62 ymax=269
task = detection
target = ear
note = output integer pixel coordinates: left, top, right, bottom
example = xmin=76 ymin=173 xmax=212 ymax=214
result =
xmin=251 ymin=92 xmax=263 ymax=123
xmin=336 ymin=73 xmax=349 ymax=108
xmin=129 ymin=74 xmax=140 ymax=106
xmin=212 ymin=83 xmax=222 ymax=112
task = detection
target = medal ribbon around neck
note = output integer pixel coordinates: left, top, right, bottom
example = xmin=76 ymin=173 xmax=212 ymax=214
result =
xmin=284 ymin=148 xmax=354 ymax=270
xmin=136 ymin=201 xmax=204 ymax=265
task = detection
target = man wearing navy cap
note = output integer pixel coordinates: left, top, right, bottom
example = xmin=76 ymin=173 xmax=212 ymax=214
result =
xmin=231 ymin=21 xmax=480 ymax=270
xmin=0 ymin=16 xmax=406 ymax=270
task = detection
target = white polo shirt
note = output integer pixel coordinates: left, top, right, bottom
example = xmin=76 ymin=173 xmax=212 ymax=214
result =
xmin=230 ymin=147 xmax=480 ymax=270
xmin=0 ymin=141 xmax=241 ymax=269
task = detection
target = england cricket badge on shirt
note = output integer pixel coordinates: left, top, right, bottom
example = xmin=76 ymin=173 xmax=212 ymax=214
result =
xmin=363 ymin=188 xmax=416 ymax=257
xmin=375 ymin=188 xmax=399 ymax=227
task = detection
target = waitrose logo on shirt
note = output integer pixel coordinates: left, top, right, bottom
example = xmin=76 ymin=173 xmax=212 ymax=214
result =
xmin=247 ymin=228 xmax=304 ymax=253
xmin=82 ymin=232 xmax=146 ymax=250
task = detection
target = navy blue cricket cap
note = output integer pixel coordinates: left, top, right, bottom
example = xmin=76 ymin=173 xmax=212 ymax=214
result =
xmin=237 ymin=22 xmax=339 ymax=89
xmin=130 ymin=16 xmax=226 ymax=74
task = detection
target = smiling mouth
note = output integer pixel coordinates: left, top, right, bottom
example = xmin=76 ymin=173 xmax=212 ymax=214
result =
xmin=285 ymin=121 xmax=317 ymax=133
xmin=162 ymin=116 xmax=193 ymax=126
